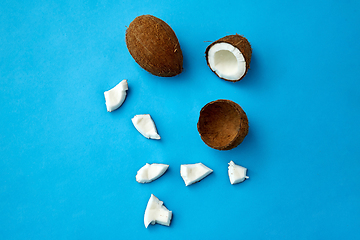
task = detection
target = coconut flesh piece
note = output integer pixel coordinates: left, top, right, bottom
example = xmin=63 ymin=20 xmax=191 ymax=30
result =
xmin=104 ymin=79 xmax=128 ymax=112
xmin=207 ymin=42 xmax=246 ymax=81
xmin=180 ymin=163 xmax=213 ymax=186
xmin=131 ymin=114 xmax=160 ymax=140
xmin=144 ymin=194 xmax=172 ymax=228
xmin=228 ymin=160 xmax=249 ymax=184
xmin=136 ymin=163 xmax=169 ymax=183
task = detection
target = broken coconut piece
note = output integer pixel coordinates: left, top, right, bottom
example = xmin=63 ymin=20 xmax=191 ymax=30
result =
xmin=131 ymin=114 xmax=160 ymax=139
xmin=197 ymin=99 xmax=249 ymax=150
xmin=228 ymin=161 xmax=249 ymax=184
xmin=206 ymin=34 xmax=252 ymax=82
xmin=144 ymin=194 xmax=172 ymax=228
xmin=104 ymin=79 xmax=128 ymax=112
xmin=180 ymin=163 xmax=213 ymax=186
xmin=136 ymin=163 xmax=169 ymax=183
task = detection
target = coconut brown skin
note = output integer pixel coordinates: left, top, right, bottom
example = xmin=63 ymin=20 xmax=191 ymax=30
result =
xmin=125 ymin=15 xmax=183 ymax=77
xmin=197 ymin=99 xmax=249 ymax=150
xmin=205 ymin=34 xmax=252 ymax=82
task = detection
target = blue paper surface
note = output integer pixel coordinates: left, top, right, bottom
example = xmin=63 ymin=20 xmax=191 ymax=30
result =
xmin=1 ymin=0 xmax=360 ymax=239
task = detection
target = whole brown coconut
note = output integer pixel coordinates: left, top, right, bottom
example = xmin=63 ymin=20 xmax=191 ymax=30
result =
xmin=205 ymin=34 xmax=252 ymax=82
xmin=125 ymin=15 xmax=183 ymax=77
xmin=197 ymin=100 xmax=248 ymax=150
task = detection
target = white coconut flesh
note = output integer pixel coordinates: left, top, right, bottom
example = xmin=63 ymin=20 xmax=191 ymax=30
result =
xmin=228 ymin=161 xmax=249 ymax=184
xmin=180 ymin=163 xmax=213 ymax=186
xmin=144 ymin=194 xmax=172 ymax=228
xmin=207 ymin=42 xmax=246 ymax=80
xmin=104 ymin=79 xmax=128 ymax=112
xmin=136 ymin=163 xmax=169 ymax=183
xmin=131 ymin=114 xmax=160 ymax=140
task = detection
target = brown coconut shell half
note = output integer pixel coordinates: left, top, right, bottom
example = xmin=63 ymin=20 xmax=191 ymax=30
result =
xmin=125 ymin=15 xmax=183 ymax=77
xmin=205 ymin=34 xmax=252 ymax=82
xmin=197 ymin=99 xmax=249 ymax=150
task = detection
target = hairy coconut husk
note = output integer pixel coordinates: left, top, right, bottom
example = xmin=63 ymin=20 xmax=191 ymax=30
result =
xmin=205 ymin=34 xmax=252 ymax=82
xmin=197 ymin=99 xmax=248 ymax=150
xmin=125 ymin=15 xmax=183 ymax=77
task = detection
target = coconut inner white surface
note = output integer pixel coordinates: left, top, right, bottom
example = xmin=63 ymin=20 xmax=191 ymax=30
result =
xmin=180 ymin=163 xmax=213 ymax=186
xmin=208 ymin=42 xmax=246 ymax=80
xmin=136 ymin=163 xmax=169 ymax=183
xmin=144 ymin=194 xmax=172 ymax=228
xmin=131 ymin=114 xmax=160 ymax=140
xmin=104 ymin=79 xmax=128 ymax=112
xmin=228 ymin=160 xmax=249 ymax=184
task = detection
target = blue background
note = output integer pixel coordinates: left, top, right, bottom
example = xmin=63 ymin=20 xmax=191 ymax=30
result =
xmin=1 ymin=0 xmax=360 ymax=239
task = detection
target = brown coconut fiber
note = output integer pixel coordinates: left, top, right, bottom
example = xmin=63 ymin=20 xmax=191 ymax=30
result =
xmin=197 ymin=99 xmax=249 ymax=150
xmin=125 ymin=15 xmax=183 ymax=77
xmin=205 ymin=34 xmax=252 ymax=82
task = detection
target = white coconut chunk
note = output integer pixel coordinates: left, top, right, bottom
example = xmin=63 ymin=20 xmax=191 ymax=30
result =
xmin=144 ymin=194 xmax=172 ymax=228
xmin=131 ymin=114 xmax=160 ymax=140
xmin=180 ymin=163 xmax=213 ymax=186
xmin=104 ymin=79 xmax=128 ymax=112
xmin=228 ymin=160 xmax=249 ymax=184
xmin=207 ymin=42 xmax=246 ymax=81
xmin=136 ymin=163 xmax=169 ymax=183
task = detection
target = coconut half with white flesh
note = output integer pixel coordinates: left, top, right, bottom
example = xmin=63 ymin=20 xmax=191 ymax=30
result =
xmin=206 ymin=34 xmax=252 ymax=82
xmin=144 ymin=194 xmax=172 ymax=228
xmin=136 ymin=163 xmax=169 ymax=183
xmin=104 ymin=79 xmax=128 ymax=112
xmin=180 ymin=163 xmax=213 ymax=186
xmin=131 ymin=114 xmax=160 ymax=140
xmin=228 ymin=160 xmax=249 ymax=184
